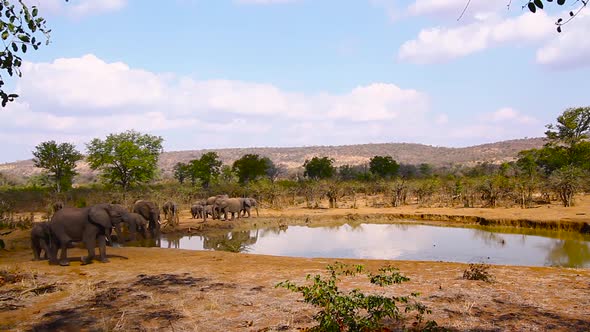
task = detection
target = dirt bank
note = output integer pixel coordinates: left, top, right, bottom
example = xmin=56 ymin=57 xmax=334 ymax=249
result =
xmin=1 ymin=197 xmax=590 ymax=331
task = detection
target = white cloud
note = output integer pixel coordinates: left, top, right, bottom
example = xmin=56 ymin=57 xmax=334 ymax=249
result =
xmin=398 ymin=11 xmax=554 ymax=63
xmin=407 ymin=0 xmax=505 ymax=19
xmin=448 ymin=107 xmax=540 ymax=141
xmin=1 ymin=54 xmax=437 ymax=160
xmin=24 ymin=0 xmax=126 ymax=17
xmin=536 ymin=11 xmax=590 ymax=69
xmin=485 ymin=107 xmax=537 ymax=124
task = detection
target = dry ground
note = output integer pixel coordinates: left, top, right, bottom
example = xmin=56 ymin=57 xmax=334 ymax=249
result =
xmin=1 ymin=196 xmax=590 ymax=331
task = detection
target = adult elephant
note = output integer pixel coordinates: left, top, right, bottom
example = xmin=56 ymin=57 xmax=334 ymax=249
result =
xmin=48 ymin=204 xmax=127 ymax=266
xmin=206 ymin=194 xmax=228 ymax=219
xmin=31 ymin=221 xmax=51 ymax=261
xmin=120 ymin=212 xmax=149 ymax=243
xmin=215 ymin=197 xmax=245 ymax=221
xmin=133 ymin=200 xmax=160 ymax=237
xmin=241 ymin=198 xmax=259 ymax=218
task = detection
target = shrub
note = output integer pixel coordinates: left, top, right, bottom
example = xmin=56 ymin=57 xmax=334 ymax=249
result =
xmin=462 ymin=263 xmax=494 ymax=282
xmin=276 ymin=262 xmax=438 ymax=331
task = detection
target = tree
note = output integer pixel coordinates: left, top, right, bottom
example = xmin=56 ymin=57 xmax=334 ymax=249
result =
xmin=173 ymin=162 xmax=190 ymax=184
xmin=303 ymin=156 xmax=335 ymax=180
xmin=232 ymin=154 xmax=271 ymax=184
xmin=0 ymin=0 xmax=53 ymax=107
xmin=264 ymin=158 xmax=286 ymax=182
xmin=369 ymin=156 xmax=399 ymax=179
xmin=545 ymin=107 xmax=590 ymax=148
xmin=86 ymin=130 xmax=163 ymax=190
xmin=549 ymin=165 xmax=584 ymax=207
xmin=189 ymin=152 xmax=222 ymax=188
xmin=461 ymin=0 xmax=587 ymax=33
xmin=32 ymin=140 xmax=82 ymax=192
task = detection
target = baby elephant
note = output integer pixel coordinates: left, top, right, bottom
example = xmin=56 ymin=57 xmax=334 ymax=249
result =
xmin=191 ymin=204 xmax=204 ymax=219
xmin=120 ymin=212 xmax=149 ymax=243
xmin=31 ymin=222 xmax=52 ymax=261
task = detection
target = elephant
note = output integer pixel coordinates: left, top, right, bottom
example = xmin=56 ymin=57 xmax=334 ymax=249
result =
xmin=31 ymin=221 xmax=52 ymax=261
xmin=203 ymin=205 xmax=214 ymax=221
xmin=215 ymin=197 xmax=246 ymax=221
xmin=190 ymin=204 xmax=204 ymax=219
xmin=241 ymin=198 xmax=259 ymax=218
xmin=206 ymin=194 xmax=228 ymax=219
xmin=48 ymin=204 xmax=127 ymax=266
xmin=133 ymin=200 xmax=160 ymax=237
xmin=162 ymin=201 xmax=179 ymax=226
xmin=52 ymin=201 xmax=64 ymax=213
xmin=119 ymin=212 xmax=149 ymax=243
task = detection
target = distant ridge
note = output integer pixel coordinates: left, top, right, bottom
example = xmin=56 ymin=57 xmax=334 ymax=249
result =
xmin=0 ymin=138 xmax=545 ymax=181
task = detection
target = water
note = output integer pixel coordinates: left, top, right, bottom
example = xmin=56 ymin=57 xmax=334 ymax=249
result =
xmin=159 ymin=223 xmax=590 ymax=268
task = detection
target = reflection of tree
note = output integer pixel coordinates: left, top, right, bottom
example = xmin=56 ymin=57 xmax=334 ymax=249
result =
xmin=471 ymin=229 xmax=506 ymax=247
xmin=545 ymin=240 xmax=590 ymax=268
xmin=167 ymin=237 xmax=181 ymax=249
xmin=202 ymin=230 xmax=259 ymax=253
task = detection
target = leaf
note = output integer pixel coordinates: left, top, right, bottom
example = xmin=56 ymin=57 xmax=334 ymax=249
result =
xmin=534 ymin=0 xmax=544 ymax=9
xmin=557 ymin=18 xmax=563 ymax=23
xmin=32 ymin=7 xmax=38 ymax=17
xmin=11 ymin=42 xmax=17 ymax=52
xmin=557 ymin=26 xmax=562 ymax=33
xmin=570 ymin=11 xmax=574 ymax=16
xmin=557 ymin=0 xmax=566 ymax=4
xmin=1 ymin=30 xmax=7 ymax=40
xmin=21 ymin=43 xmax=26 ymax=53
xmin=18 ymin=34 xmax=30 ymax=43
xmin=527 ymin=2 xmax=537 ymax=13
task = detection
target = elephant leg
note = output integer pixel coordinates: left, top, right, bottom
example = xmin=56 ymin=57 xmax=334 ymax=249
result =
xmin=40 ymin=240 xmax=50 ymax=260
xmin=81 ymin=231 xmax=96 ymax=265
xmin=58 ymin=243 xmax=70 ymax=266
xmin=32 ymin=241 xmax=41 ymax=261
xmin=97 ymin=235 xmax=109 ymax=263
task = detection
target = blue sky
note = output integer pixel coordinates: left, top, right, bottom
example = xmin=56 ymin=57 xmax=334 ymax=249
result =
xmin=0 ymin=0 xmax=589 ymax=162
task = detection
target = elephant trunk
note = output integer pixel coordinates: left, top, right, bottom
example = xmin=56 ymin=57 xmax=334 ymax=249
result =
xmin=255 ymin=207 xmax=259 ymax=217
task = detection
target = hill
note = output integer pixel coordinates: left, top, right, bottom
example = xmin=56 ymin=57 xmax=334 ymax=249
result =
xmin=0 ymin=138 xmax=545 ymax=182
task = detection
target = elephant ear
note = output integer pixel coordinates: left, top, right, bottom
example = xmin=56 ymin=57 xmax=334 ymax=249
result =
xmin=89 ymin=205 xmax=113 ymax=230
xmin=243 ymin=198 xmax=252 ymax=208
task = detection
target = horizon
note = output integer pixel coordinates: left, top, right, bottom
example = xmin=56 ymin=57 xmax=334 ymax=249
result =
xmin=1 ymin=136 xmax=545 ymax=165
xmin=0 ymin=1 xmax=587 ymax=163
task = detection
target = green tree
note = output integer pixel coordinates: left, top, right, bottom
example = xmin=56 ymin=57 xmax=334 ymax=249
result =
xmin=86 ymin=130 xmax=163 ymax=190
xmin=369 ymin=156 xmax=399 ymax=179
xmin=303 ymin=156 xmax=335 ymax=180
xmin=0 ymin=0 xmax=53 ymax=107
xmin=173 ymin=162 xmax=190 ymax=184
xmin=232 ymin=154 xmax=271 ymax=184
xmin=32 ymin=140 xmax=82 ymax=192
xmin=189 ymin=152 xmax=223 ymax=188
xmin=545 ymin=107 xmax=590 ymax=148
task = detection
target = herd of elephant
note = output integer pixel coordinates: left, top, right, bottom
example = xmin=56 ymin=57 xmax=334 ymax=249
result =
xmin=30 ymin=194 xmax=258 ymax=267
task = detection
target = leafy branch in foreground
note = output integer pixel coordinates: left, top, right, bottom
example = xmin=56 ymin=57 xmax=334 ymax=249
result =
xmin=276 ymin=262 xmax=439 ymax=331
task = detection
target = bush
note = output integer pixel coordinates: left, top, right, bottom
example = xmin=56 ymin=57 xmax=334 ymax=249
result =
xmin=462 ymin=263 xmax=494 ymax=282
xmin=276 ymin=262 xmax=438 ymax=331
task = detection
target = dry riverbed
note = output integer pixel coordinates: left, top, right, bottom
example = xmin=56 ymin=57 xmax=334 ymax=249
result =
xmin=1 ymin=197 xmax=590 ymax=331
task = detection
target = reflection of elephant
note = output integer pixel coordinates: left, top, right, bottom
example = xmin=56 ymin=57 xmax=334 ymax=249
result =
xmin=215 ymin=197 xmax=245 ymax=221
xmin=120 ymin=212 xmax=149 ymax=242
xmin=191 ymin=204 xmax=204 ymax=219
xmin=241 ymin=198 xmax=258 ymax=218
xmin=48 ymin=204 xmax=127 ymax=266
xmin=206 ymin=195 xmax=228 ymax=219
xmin=202 ymin=230 xmax=259 ymax=252
xmin=31 ymin=222 xmax=51 ymax=261
xmin=133 ymin=200 xmax=160 ymax=237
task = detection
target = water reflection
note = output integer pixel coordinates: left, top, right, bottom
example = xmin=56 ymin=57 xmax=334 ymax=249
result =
xmin=203 ymin=230 xmax=259 ymax=253
xmin=155 ymin=223 xmax=590 ymax=268
xmin=545 ymin=240 xmax=590 ymax=268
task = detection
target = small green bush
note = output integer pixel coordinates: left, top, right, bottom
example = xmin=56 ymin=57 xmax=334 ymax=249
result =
xmin=276 ymin=262 xmax=439 ymax=331
xmin=462 ymin=263 xmax=494 ymax=282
